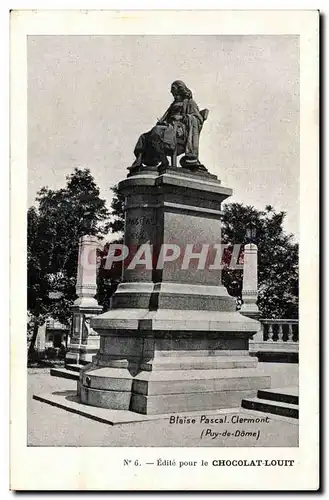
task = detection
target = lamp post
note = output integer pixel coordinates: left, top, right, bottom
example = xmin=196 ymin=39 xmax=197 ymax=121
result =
xmin=246 ymin=222 xmax=257 ymax=244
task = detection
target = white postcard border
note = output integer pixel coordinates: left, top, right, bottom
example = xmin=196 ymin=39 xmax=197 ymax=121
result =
xmin=10 ymin=9 xmax=319 ymax=491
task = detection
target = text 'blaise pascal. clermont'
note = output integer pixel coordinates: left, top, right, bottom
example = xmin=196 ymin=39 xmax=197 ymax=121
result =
xmin=169 ymin=414 xmax=270 ymax=424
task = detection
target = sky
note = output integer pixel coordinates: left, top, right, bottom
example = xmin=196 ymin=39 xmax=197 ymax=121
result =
xmin=28 ymin=35 xmax=299 ymax=239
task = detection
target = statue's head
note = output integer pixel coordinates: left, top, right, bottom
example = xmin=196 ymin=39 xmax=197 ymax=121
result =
xmin=171 ymin=80 xmax=193 ymax=100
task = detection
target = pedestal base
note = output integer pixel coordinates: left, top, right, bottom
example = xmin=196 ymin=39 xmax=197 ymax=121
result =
xmin=65 ymin=337 xmax=100 ymax=365
xmin=79 ymin=308 xmax=271 ymax=414
xmin=66 ymin=303 xmax=102 ymax=365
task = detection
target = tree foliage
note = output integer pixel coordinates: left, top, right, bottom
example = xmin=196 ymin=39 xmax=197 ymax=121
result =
xmin=96 ymin=240 xmax=123 ymax=312
xmin=109 ymin=185 xmax=125 ymax=234
xmin=94 ymin=184 xmax=125 ymax=311
xmin=221 ymin=203 xmax=298 ymax=318
xmin=27 ymin=168 xmax=111 ymax=354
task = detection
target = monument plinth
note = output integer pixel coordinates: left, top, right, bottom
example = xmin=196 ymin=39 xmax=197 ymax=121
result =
xmin=79 ymin=167 xmax=270 ymax=414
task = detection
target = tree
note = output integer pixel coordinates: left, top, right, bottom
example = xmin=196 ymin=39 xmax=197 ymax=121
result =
xmin=96 ymin=241 xmax=122 ymax=312
xmin=27 ymin=206 xmax=53 ymax=356
xmin=27 ymin=168 xmax=111 ymax=356
xmin=221 ymin=203 xmax=298 ymax=318
xmin=109 ymin=185 xmax=125 ymax=234
xmin=94 ymin=185 xmax=125 ymax=310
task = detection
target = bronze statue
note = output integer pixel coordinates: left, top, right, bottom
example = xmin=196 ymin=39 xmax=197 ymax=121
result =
xmin=130 ymin=81 xmax=208 ymax=171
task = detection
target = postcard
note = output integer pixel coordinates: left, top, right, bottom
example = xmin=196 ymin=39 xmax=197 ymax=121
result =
xmin=10 ymin=9 xmax=319 ymax=491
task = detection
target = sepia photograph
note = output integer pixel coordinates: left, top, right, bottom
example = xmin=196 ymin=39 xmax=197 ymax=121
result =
xmin=10 ymin=9 xmax=319 ymax=490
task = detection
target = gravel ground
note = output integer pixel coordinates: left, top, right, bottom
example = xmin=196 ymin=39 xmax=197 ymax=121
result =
xmin=28 ymin=364 xmax=298 ymax=447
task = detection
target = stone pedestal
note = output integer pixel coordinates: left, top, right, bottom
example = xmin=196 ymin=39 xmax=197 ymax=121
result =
xmin=79 ymin=167 xmax=270 ymax=414
xmin=66 ymin=235 xmax=102 ymax=365
xmin=66 ymin=304 xmax=102 ymax=365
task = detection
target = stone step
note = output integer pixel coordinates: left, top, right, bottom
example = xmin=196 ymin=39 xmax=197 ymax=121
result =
xmin=154 ymin=350 xmax=250 ymax=358
xmin=133 ymin=374 xmax=270 ymax=396
xmin=80 ymin=385 xmax=260 ymax=414
xmin=140 ymin=356 xmax=257 ymax=371
xmin=50 ymin=367 xmax=80 ymax=381
xmin=93 ymin=357 xmax=257 ymax=371
xmin=257 ymin=387 xmax=298 ymax=406
xmin=135 ymin=367 xmax=269 ymax=381
xmin=66 ymin=364 xmax=85 ymax=373
xmin=80 ymin=366 xmax=270 ymax=394
xmin=241 ymin=397 xmax=299 ymax=419
xmin=131 ymin=389 xmax=259 ymax=415
xmin=80 ymin=385 xmax=131 ymax=410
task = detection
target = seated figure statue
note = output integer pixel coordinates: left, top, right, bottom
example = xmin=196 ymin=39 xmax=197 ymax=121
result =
xmin=130 ymin=80 xmax=208 ymax=171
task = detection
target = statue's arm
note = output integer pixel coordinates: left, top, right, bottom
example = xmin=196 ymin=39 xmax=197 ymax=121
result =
xmin=186 ymin=99 xmax=204 ymax=124
xmin=157 ymin=104 xmax=172 ymax=125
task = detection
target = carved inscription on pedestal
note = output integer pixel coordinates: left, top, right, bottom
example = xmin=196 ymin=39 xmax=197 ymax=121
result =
xmin=126 ymin=215 xmax=156 ymax=245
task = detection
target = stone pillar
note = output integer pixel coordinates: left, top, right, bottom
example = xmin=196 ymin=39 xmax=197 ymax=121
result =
xmin=66 ymin=235 xmax=102 ymax=366
xmin=79 ymin=167 xmax=270 ymax=414
xmin=74 ymin=235 xmax=101 ymax=308
xmin=36 ymin=323 xmax=46 ymax=352
xmin=240 ymin=243 xmax=260 ymax=320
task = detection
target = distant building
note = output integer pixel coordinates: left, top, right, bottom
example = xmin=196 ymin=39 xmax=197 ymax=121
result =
xmin=35 ymin=318 xmax=70 ymax=351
